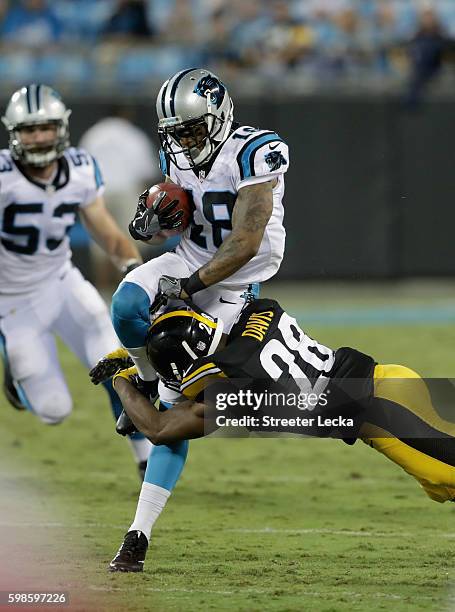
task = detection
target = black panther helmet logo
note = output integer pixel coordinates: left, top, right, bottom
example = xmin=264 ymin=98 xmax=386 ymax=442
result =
xmin=193 ymin=75 xmax=226 ymax=109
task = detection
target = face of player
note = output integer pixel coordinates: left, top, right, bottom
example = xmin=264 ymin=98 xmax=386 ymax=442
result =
xmin=18 ymin=123 xmax=58 ymax=162
xmin=174 ymin=123 xmax=208 ymax=154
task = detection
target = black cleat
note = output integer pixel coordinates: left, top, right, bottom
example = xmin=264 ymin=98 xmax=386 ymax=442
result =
xmin=116 ymin=409 xmax=137 ymax=436
xmin=109 ymin=530 xmax=148 ymax=572
xmin=3 ymin=363 xmax=25 ymax=410
xmin=138 ymin=460 xmax=147 ymax=482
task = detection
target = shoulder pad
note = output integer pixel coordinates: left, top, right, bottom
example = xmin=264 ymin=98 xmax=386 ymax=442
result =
xmin=65 ymin=147 xmax=104 ymax=189
xmin=234 ymin=127 xmax=287 ymax=181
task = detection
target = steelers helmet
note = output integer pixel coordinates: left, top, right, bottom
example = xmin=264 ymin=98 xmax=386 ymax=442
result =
xmin=2 ymin=84 xmax=71 ymax=167
xmin=156 ymin=67 xmax=234 ymax=170
xmin=145 ymin=307 xmax=224 ymax=385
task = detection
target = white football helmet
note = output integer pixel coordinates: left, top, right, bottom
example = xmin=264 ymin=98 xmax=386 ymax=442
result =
xmin=2 ymin=84 xmax=71 ymax=167
xmin=156 ymin=68 xmax=234 ymax=170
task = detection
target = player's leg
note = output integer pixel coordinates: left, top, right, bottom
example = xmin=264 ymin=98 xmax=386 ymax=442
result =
xmin=363 ymin=436 xmax=455 ymax=503
xmin=127 ymin=384 xmax=185 ymax=515
xmin=109 ymin=281 xmax=260 ymax=571
xmin=110 ymin=404 xmax=188 ymax=572
xmin=110 ymin=252 xmax=192 ymax=490
xmin=0 ymin=306 xmax=72 ymax=424
xmin=137 ymin=282 xmax=261 ymax=513
xmin=109 ymin=389 xmax=188 ymax=572
xmin=53 ymin=268 xmax=152 ymax=471
xmin=104 ymin=253 xmax=192 ymax=570
xmin=111 ymin=251 xmax=191 ymax=378
xmin=361 ymin=363 xmax=455 ymax=502
xmin=1 ymin=330 xmax=26 ymax=411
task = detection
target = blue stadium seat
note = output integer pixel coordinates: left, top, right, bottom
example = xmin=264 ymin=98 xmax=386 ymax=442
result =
xmin=116 ymin=46 xmax=203 ymax=83
xmin=53 ymin=0 xmax=112 ymax=42
xmin=439 ymin=0 xmax=455 ymax=37
xmin=35 ymin=54 xmax=92 ymax=85
xmin=0 ymin=53 xmax=35 ymax=84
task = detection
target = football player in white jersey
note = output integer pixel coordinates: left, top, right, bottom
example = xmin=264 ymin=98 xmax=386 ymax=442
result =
xmin=0 ymin=84 xmax=151 ymax=477
xmin=105 ymin=68 xmax=289 ymax=568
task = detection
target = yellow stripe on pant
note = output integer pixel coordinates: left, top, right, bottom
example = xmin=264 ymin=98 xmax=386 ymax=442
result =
xmin=361 ymin=364 xmax=455 ymax=503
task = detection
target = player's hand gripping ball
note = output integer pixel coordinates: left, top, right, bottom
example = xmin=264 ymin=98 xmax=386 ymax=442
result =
xmin=129 ymin=183 xmax=193 ymax=241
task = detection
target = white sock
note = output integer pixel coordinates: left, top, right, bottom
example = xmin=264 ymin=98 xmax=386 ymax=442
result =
xmin=129 ymin=482 xmax=170 ymax=541
xmin=127 ymin=346 xmax=157 ymax=381
xmin=128 ymin=437 xmax=153 ymax=464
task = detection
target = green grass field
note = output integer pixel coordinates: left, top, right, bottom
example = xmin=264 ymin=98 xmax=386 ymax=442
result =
xmin=1 ymin=282 xmax=455 ymax=612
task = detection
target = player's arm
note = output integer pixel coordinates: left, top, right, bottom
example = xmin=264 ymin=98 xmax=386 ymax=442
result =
xmin=79 ymin=195 xmax=142 ymax=272
xmin=113 ymin=376 xmax=210 ymax=444
xmin=158 ymin=179 xmax=275 ymax=299
xmin=199 ymin=180 xmax=274 ymax=287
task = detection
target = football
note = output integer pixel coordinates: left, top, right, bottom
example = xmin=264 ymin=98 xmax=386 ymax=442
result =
xmin=146 ymin=182 xmax=193 ymax=233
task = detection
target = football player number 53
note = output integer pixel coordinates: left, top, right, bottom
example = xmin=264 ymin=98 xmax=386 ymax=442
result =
xmin=1 ymin=202 xmax=78 ymax=255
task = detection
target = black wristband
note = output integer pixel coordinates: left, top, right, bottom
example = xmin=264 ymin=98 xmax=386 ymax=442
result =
xmin=182 ymin=270 xmax=207 ymax=296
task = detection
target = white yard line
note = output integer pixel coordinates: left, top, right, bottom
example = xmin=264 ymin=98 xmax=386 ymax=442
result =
xmin=227 ymin=527 xmax=415 ymax=537
xmin=87 ymin=584 xmax=441 ymax=601
xmin=1 ymin=521 xmax=454 ymax=541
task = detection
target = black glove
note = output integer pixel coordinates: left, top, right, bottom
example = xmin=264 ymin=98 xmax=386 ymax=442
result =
xmin=89 ymin=348 xmax=133 ymax=385
xmin=129 ymin=189 xmax=184 ymax=241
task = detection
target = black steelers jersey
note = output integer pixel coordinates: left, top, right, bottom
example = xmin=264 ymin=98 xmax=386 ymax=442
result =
xmin=180 ymin=298 xmax=375 ymax=411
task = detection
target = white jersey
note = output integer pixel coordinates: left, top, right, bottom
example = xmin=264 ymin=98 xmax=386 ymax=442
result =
xmin=160 ymin=125 xmax=289 ymax=286
xmin=0 ymin=147 xmax=103 ymax=296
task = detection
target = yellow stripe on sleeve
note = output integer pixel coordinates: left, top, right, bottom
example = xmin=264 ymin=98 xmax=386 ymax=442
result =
xmin=182 ymin=371 xmax=227 ymax=401
xmin=182 ymin=361 xmax=217 ymax=384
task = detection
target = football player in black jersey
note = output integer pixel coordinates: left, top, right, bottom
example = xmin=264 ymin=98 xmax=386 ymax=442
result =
xmin=98 ymin=297 xmax=455 ymax=571
xmin=113 ymin=297 xmax=455 ymax=500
